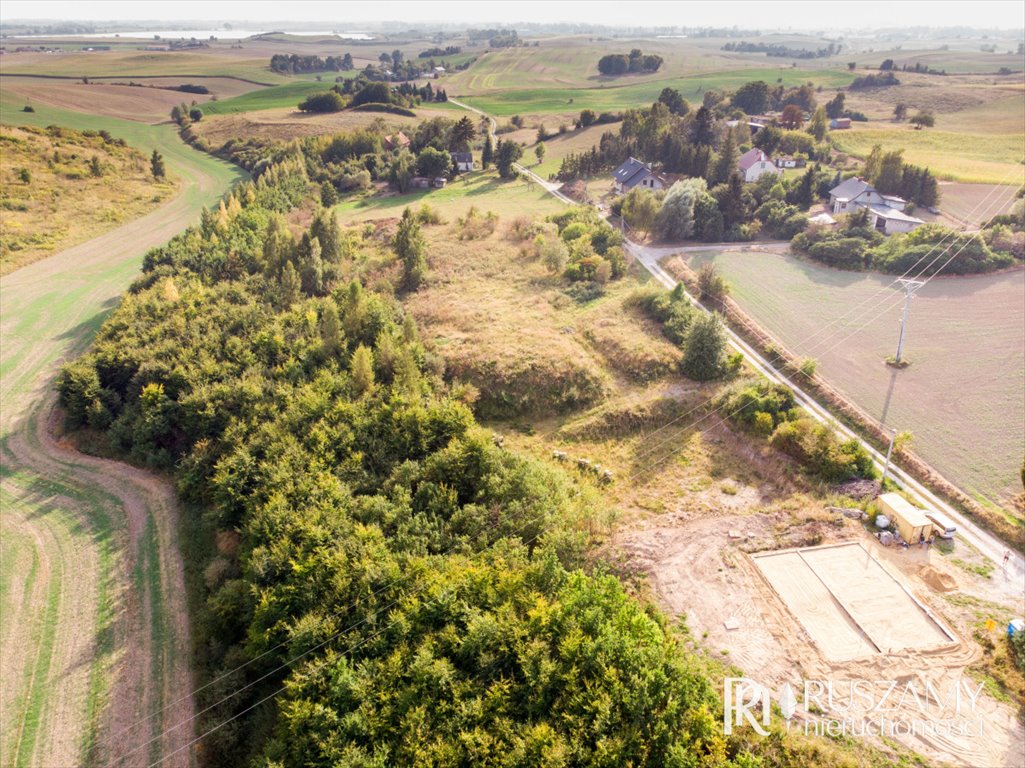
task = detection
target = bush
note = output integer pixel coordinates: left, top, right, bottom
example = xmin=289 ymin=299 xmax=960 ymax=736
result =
xmin=298 ymin=91 xmax=345 ymax=113
xmin=769 ymin=418 xmax=875 ymax=481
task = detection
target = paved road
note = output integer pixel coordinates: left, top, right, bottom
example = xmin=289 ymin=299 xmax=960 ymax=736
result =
xmin=452 ymin=98 xmax=1024 ymax=592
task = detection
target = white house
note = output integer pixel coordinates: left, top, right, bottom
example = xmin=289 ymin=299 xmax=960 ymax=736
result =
xmin=452 ymin=151 xmax=474 ymax=172
xmin=612 ymin=157 xmax=667 ymax=193
xmin=737 ymin=148 xmax=782 ymax=183
xmin=828 ymin=177 xmax=923 ymax=235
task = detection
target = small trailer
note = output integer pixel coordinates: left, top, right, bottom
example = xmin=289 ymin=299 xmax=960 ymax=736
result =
xmin=877 ymin=493 xmax=932 ymax=545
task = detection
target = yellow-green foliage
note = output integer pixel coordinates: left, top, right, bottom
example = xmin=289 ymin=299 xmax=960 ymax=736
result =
xmin=0 ymin=124 xmax=174 ymax=274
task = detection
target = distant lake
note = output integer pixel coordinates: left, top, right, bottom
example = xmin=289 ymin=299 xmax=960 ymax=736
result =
xmin=8 ymin=29 xmax=374 ymax=41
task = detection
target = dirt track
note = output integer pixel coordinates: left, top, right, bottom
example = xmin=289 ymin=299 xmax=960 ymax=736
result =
xmin=0 ymin=127 xmax=241 ymax=766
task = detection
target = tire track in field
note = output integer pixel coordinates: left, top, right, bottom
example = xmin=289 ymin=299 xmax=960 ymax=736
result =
xmin=0 ymin=122 xmax=242 ymax=767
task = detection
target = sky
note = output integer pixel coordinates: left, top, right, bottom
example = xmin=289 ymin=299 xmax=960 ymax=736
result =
xmin=4 ymin=0 xmax=1024 ymax=31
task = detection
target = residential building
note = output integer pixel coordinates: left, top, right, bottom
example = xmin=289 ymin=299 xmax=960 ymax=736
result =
xmin=612 ymin=157 xmax=667 ymax=193
xmin=737 ymin=148 xmax=782 ymax=182
xmin=830 ymin=117 xmax=852 ymax=129
xmin=452 ymin=151 xmax=474 ymax=172
xmin=828 ymin=177 xmax=923 ymax=234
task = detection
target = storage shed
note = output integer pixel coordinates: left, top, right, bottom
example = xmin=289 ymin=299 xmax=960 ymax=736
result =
xmin=877 ymin=493 xmax=932 ymax=544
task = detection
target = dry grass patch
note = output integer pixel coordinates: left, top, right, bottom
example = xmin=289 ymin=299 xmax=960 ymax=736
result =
xmin=193 ymin=104 xmax=457 ymax=146
xmin=0 ymin=124 xmax=175 ymax=274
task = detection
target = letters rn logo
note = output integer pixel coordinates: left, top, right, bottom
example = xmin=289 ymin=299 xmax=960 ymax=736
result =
xmin=724 ymin=677 xmax=797 ymax=736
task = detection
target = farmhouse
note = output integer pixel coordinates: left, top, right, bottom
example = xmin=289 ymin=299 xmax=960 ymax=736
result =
xmin=383 ymin=131 xmax=410 ymax=150
xmin=612 ymin=157 xmax=667 ymax=193
xmin=452 ymin=151 xmax=474 ymax=172
xmin=829 ymin=177 xmax=923 ymax=234
xmin=737 ymin=148 xmax=782 ymax=182
xmin=830 ymin=117 xmax=852 ymax=129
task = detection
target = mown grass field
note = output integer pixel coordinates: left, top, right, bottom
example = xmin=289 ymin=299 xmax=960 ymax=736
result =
xmin=832 ymin=121 xmax=1025 ymax=185
xmin=0 ymin=124 xmax=176 ymax=274
xmin=458 ymin=66 xmax=856 ymax=116
xmin=334 ymin=169 xmax=566 ymax=225
xmin=0 ymin=95 xmax=243 ymax=767
xmin=678 ymin=249 xmax=1025 ymax=509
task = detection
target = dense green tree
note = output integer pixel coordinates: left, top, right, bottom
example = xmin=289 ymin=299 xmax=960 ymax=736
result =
xmin=657 ymin=86 xmax=689 ymax=115
xmin=296 ymin=233 xmax=324 ymax=295
xmin=150 ymin=150 xmax=165 ymax=179
xmin=394 ymin=207 xmax=428 ymax=290
xmin=807 ymin=106 xmax=829 ymax=141
xmin=416 ymin=146 xmax=452 ymax=178
xmin=713 ymin=130 xmax=739 ymax=185
xmin=351 ymin=343 xmax=375 ymax=394
xmin=622 ymin=187 xmax=660 ymax=233
xmin=681 ymin=311 xmax=727 ymax=381
xmin=449 ymin=115 xmax=477 ymax=151
xmin=495 ymin=139 xmax=524 ymax=179
xmin=481 ymin=133 xmax=494 ymax=169
xmin=731 ymin=80 xmax=770 ymax=114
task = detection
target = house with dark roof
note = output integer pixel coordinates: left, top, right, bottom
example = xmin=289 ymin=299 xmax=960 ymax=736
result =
xmin=612 ymin=157 xmax=666 ymax=193
xmin=452 ymin=151 xmax=474 ymax=172
xmin=737 ymin=148 xmax=781 ymax=182
xmin=828 ymin=177 xmax=923 ymax=234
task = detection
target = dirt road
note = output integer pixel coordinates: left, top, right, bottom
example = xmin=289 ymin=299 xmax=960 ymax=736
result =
xmin=0 ymin=125 xmax=243 ymax=767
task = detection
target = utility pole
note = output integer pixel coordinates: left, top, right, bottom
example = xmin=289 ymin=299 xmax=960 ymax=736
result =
xmin=893 ymin=278 xmax=925 ymax=364
xmin=880 ymin=427 xmax=897 ymax=487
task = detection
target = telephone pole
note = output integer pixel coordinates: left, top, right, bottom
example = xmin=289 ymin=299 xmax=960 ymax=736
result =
xmin=893 ymin=278 xmax=925 ymax=365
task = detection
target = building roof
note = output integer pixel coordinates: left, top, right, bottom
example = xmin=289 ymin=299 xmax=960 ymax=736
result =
xmin=613 ymin=157 xmax=650 ymax=186
xmin=383 ymin=131 xmax=410 ymax=148
xmin=829 ymin=176 xmax=873 ymax=200
xmin=452 ymin=151 xmax=472 ymax=163
xmin=738 ymin=148 xmax=770 ymax=171
xmin=867 ymin=205 xmax=923 ymax=224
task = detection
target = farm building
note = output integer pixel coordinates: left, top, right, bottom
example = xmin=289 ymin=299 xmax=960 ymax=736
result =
xmin=383 ymin=131 xmax=411 ymax=150
xmin=410 ymin=176 xmax=431 ymax=189
xmin=452 ymin=151 xmax=474 ymax=172
xmin=829 ymin=178 xmax=923 ymax=234
xmin=737 ymin=148 xmax=782 ymax=182
xmin=877 ymin=493 xmax=933 ymax=545
xmin=830 ymin=117 xmax=852 ymax=129
xmin=612 ymin=157 xmax=667 ymax=193
xmin=775 ymin=155 xmax=805 ymax=169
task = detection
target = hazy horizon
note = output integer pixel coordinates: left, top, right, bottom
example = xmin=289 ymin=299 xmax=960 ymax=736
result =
xmin=3 ymin=0 xmax=1024 ymax=32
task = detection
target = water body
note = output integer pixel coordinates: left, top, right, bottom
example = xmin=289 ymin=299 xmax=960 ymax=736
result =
xmin=9 ymin=29 xmax=374 ymax=40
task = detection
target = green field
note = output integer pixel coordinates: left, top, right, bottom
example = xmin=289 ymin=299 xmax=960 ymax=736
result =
xmin=0 ymin=97 xmax=243 ymax=765
xmin=680 ymin=249 xmax=1025 ymax=508
xmin=334 ymin=169 xmax=565 ymax=225
xmin=833 ymin=122 xmax=1025 ymax=185
xmin=457 ymin=66 xmax=856 ymax=115
xmin=201 ymin=79 xmax=335 ymax=114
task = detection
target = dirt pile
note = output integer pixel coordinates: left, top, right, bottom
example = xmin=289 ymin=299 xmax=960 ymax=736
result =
xmin=918 ymin=564 xmax=957 ymax=592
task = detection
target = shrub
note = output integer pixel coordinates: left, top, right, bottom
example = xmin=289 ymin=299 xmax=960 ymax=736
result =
xmin=298 ymin=91 xmax=345 ymax=113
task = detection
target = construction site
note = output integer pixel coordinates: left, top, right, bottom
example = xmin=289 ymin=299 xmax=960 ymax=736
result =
xmin=753 ymin=542 xmax=956 ymax=661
